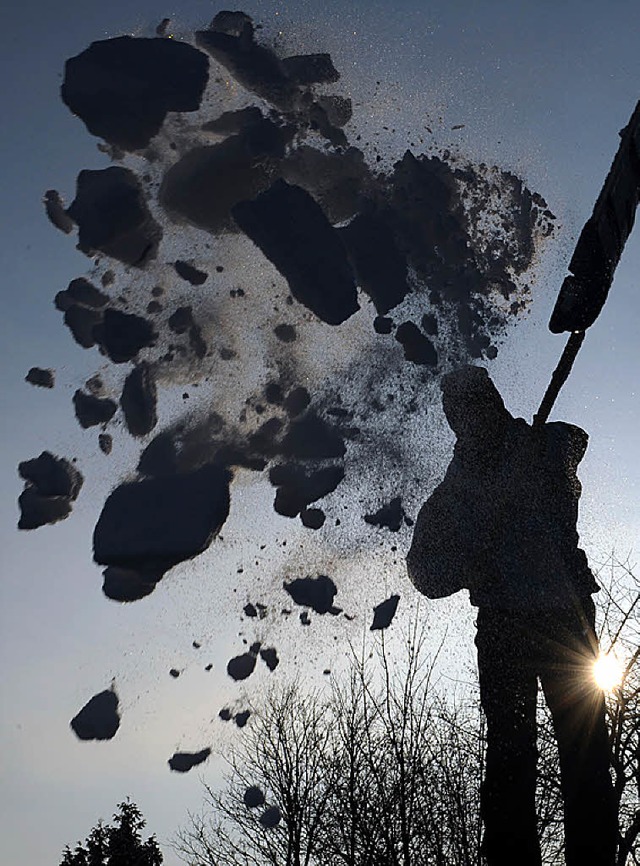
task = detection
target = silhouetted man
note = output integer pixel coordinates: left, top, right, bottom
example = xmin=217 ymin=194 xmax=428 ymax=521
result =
xmin=407 ymin=365 xmax=616 ymax=866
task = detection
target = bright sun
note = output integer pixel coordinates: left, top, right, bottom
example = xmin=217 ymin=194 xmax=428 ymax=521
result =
xmin=593 ymin=653 xmax=624 ymax=693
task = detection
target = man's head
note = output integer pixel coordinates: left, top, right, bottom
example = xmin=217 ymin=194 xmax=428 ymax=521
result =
xmin=440 ymin=366 xmax=509 ymax=440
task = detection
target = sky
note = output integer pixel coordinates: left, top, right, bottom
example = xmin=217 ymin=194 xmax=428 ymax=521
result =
xmin=1 ymin=1 xmax=638 ymax=864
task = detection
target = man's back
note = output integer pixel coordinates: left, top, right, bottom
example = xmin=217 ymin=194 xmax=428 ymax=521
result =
xmin=468 ymin=417 xmax=598 ymax=607
xmin=407 ymin=379 xmax=598 ymax=607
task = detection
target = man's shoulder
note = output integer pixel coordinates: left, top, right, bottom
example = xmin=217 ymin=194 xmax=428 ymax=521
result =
xmin=544 ymin=419 xmax=588 ymax=440
xmin=510 ymin=417 xmax=588 ymax=461
xmin=544 ymin=421 xmax=589 ymax=465
xmin=510 ymin=416 xmax=530 ymax=436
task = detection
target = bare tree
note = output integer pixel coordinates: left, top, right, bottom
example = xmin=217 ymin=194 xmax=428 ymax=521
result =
xmin=342 ymin=623 xmax=483 ymax=866
xmin=175 ymin=562 xmax=639 ymax=866
xmin=175 ymin=622 xmax=482 ymax=866
xmin=595 ymin=555 xmax=640 ymax=866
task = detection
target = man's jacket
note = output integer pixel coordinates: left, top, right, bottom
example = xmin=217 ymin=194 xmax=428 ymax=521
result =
xmin=406 ymin=417 xmax=599 ymax=608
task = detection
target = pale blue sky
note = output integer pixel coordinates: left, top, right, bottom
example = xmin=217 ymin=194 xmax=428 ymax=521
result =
xmin=1 ymin=2 xmax=638 ymax=864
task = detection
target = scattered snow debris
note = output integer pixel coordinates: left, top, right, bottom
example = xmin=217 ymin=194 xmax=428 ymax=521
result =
xmin=280 ymin=413 xmax=346 ymax=460
xmin=98 ymin=433 xmax=113 ymax=455
xmin=67 ymin=167 xmax=162 ymax=266
xmin=70 ymin=688 xmax=120 ymax=741
xmin=300 ymin=507 xmax=325 ymax=529
xmin=168 ymin=748 xmax=211 ymax=772
xmin=195 ymin=14 xmax=296 ymax=111
xmin=232 ymin=180 xmax=359 ymax=325
xmin=62 ymin=37 xmax=209 ymax=150
xmin=269 ymin=463 xmax=344 ymax=518
xmin=86 ymin=374 xmax=104 ymax=394
xmin=248 ymin=417 xmax=283 ymax=457
xmin=94 ymin=309 xmax=157 ymax=363
xmin=394 ymin=322 xmax=438 ymax=366
xmin=260 ymin=806 xmax=282 ymax=828
xmin=73 ymin=390 xmax=117 ymax=428
xmin=227 ymin=652 xmax=257 ymax=681
xmin=421 ymin=313 xmax=438 ymax=335
xmin=156 ymin=17 xmax=171 ymax=36
xmin=364 ymin=497 xmax=406 ymax=532
xmin=159 ymin=119 xmax=291 ymax=233
xmin=244 ymin=786 xmax=265 ymax=808
xmin=283 ymin=387 xmax=310 ymax=416
xmin=370 ymin=594 xmax=401 ymax=631
xmin=61 ymin=305 xmax=104 ymax=349
xmin=283 ymin=575 xmax=338 ymax=614
xmin=120 ymin=362 xmax=157 ymax=437
xmin=43 ymin=190 xmax=74 ymax=234
xmin=93 ymin=465 xmax=231 ymax=590
xmin=168 ymin=306 xmax=194 ymax=334
xmin=340 ymin=213 xmax=409 ymax=314
xmin=259 ymin=647 xmax=279 ymax=671
xmin=273 ymin=324 xmax=297 ymax=342
xmin=264 ymin=382 xmax=283 ymax=404
xmin=279 ymin=145 xmax=367 ymax=221
xmin=234 ymin=710 xmax=251 ymax=727
xmin=55 ymin=278 xmax=110 ymax=349
xmin=137 ymin=431 xmax=178 ymax=477
xmin=208 ymin=11 xmax=255 ymax=36
xmin=55 ymin=278 xmax=110 ymax=311
xmin=316 ymin=94 xmax=352 ymax=127
xmin=281 ymin=53 xmax=340 ymax=85
xmin=17 ymin=451 xmax=83 ymax=530
xmin=373 ymin=316 xmax=394 ymax=334
xmin=25 ymin=367 xmax=54 ymax=388
xmin=202 ymin=106 xmax=264 ymax=135
xmin=305 ymin=100 xmax=348 ymax=147
xmin=102 ymin=566 xmax=159 ymax=602
xmin=174 ymin=260 xmax=208 ymax=285
xmin=188 ymin=322 xmax=208 ymax=359
xmin=39 ymin=15 xmax=559 ymax=743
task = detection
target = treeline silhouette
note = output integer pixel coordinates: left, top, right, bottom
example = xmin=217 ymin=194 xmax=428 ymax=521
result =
xmin=175 ymin=557 xmax=638 ymax=866
xmin=60 ymin=800 xmax=163 ymax=866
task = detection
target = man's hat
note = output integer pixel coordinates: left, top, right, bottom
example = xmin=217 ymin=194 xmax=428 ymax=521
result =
xmin=441 ymin=365 xmax=491 ymax=397
xmin=440 ymin=366 xmax=508 ymax=424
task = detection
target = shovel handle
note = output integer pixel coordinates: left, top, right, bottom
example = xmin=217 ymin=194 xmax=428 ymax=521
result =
xmin=533 ymin=331 xmax=585 ymax=427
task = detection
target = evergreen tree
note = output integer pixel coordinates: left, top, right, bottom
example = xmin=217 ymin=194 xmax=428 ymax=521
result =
xmin=59 ymin=800 xmax=162 ymax=866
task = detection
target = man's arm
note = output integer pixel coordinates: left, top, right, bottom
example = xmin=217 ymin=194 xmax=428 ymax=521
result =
xmin=543 ymin=422 xmax=600 ymax=594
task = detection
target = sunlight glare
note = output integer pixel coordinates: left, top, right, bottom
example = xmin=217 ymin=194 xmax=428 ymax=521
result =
xmin=593 ymin=652 xmax=624 ymax=693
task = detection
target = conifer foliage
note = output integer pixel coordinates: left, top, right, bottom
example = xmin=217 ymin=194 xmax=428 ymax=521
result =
xmin=60 ymin=800 xmax=163 ymax=866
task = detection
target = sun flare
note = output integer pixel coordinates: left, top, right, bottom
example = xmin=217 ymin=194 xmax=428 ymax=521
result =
xmin=593 ymin=652 xmax=624 ymax=693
